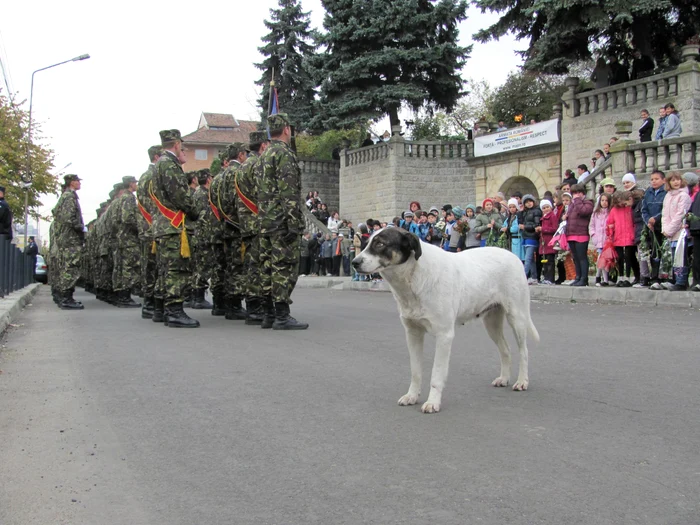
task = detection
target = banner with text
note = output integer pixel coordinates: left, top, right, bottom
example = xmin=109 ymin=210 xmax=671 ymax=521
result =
xmin=474 ymin=119 xmax=559 ymax=157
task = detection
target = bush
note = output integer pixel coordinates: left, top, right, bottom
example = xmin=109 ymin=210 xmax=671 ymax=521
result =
xmin=295 ymin=127 xmax=367 ymax=160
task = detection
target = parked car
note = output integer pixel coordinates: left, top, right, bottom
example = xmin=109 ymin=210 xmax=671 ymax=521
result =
xmin=35 ymin=254 xmax=48 ymax=284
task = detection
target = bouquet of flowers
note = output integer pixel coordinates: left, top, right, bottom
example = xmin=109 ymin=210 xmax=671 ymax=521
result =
xmin=597 ymin=239 xmax=617 ymax=271
xmin=454 ymin=219 xmax=470 ymax=234
xmin=659 ymin=238 xmax=673 ymax=278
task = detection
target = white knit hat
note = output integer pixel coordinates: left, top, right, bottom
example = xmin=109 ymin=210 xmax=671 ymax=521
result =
xmin=622 ymin=173 xmax=636 ymax=184
xmin=540 ymin=199 xmax=553 ymax=211
xmin=507 ymin=198 xmax=518 ymax=207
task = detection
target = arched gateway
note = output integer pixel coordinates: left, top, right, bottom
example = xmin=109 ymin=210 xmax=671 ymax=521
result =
xmin=499 ymin=176 xmax=540 ymax=200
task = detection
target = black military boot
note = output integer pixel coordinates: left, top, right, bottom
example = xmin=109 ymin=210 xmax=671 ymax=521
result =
xmin=192 ymin=288 xmax=213 ymax=310
xmin=211 ymin=291 xmax=226 ymax=316
xmin=116 ymin=289 xmax=141 ymax=308
xmin=69 ymin=287 xmax=84 ymax=306
xmin=245 ymin=297 xmax=264 ymax=325
xmin=261 ymin=298 xmax=275 ymax=329
xmin=52 ymin=288 xmax=60 ymax=304
xmin=272 ymin=302 xmax=308 ymax=330
xmin=225 ymin=295 xmax=247 ymax=320
xmin=106 ymin=290 xmax=119 ymax=306
xmin=59 ymin=291 xmax=85 ymax=310
xmin=141 ymin=295 xmax=155 ymax=319
xmin=152 ymin=298 xmax=165 ymax=323
xmin=164 ymin=302 xmax=200 ymax=328
xmin=183 ymin=292 xmax=193 ymax=309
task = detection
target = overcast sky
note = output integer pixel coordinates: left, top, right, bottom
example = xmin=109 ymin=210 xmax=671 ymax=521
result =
xmin=1 ymin=0 xmax=522 ymax=232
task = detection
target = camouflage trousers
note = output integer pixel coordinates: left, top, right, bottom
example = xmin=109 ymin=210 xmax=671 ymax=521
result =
xmin=56 ymin=245 xmax=82 ymax=293
xmin=191 ymin=240 xmax=210 ymax=291
xmin=112 ymin=242 xmax=141 ymax=292
xmin=81 ymin=250 xmax=93 ymax=286
xmin=98 ymin=253 xmax=114 ymax=291
xmin=155 ymin=234 xmax=192 ymax=306
xmin=224 ymin=236 xmax=246 ymax=300
xmin=209 ymin=242 xmax=226 ymax=296
xmin=259 ymin=233 xmax=300 ymax=304
xmin=242 ymin=235 xmax=262 ymax=299
xmin=141 ymin=239 xmax=157 ymax=297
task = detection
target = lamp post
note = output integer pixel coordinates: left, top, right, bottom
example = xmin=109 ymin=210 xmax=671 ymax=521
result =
xmin=23 ymin=53 xmax=90 ymax=247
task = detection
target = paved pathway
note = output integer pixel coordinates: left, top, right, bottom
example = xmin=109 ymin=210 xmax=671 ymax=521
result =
xmin=1 ymin=288 xmax=698 ymax=524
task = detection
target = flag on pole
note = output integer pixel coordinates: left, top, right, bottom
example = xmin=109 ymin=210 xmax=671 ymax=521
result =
xmin=270 ymin=87 xmax=279 ymax=116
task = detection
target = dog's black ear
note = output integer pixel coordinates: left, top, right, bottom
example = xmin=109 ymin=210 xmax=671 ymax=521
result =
xmin=409 ymin=232 xmax=422 ymax=260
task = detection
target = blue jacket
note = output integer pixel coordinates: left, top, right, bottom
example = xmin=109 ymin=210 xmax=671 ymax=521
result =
xmin=655 ymin=116 xmax=667 ymax=141
xmin=641 ymin=186 xmax=667 ymax=230
xmin=400 ymin=220 xmax=420 ymax=235
xmin=416 ymin=222 xmax=430 ymax=242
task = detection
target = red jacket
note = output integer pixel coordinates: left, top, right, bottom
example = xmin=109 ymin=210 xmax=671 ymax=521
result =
xmin=606 ymin=205 xmax=635 ymax=246
xmin=540 ymin=211 xmax=560 ymax=255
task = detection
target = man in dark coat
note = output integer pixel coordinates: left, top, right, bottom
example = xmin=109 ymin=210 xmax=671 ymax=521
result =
xmin=0 ymin=186 xmax=13 ymax=239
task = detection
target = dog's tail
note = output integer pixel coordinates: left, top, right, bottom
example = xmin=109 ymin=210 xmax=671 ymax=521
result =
xmin=528 ymin=318 xmax=540 ymax=343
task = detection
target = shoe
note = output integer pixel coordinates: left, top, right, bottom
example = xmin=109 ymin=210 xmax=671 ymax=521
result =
xmin=58 ymin=291 xmax=84 ymax=310
xmin=211 ymin=291 xmax=226 ymax=316
xmin=616 ymin=279 xmax=630 ymax=288
xmin=562 ymin=280 xmax=574 ymax=285
xmin=192 ymin=289 xmax=213 ymax=310
xmin=300 ymin=274 xmax=306 ymax=277
xmin=632 ymin=282 xmax=648 ymax=288
xmin=261 ymin=298 xmax=275 ymax=329
xmin=527 ymin=278 xmax=537 ymax=285
xmin=600 ymin=281 xmax=609 ymax=287
xmin=569 ymin=279 xmax=582 ymax=286
xmin=326 ymin=273 xmax=332 ymax=276
xmin=183 ymin=294 xmax=193 ymax=308
xmin=692 ymin=284 xmax=700 ymax=292
xmin=164 ymin=302 xmax=200 ymax=328
xmin=245 ymin=297 xmax=264 ymax=325
xmin=667 ymin=284 xmax=688 ymax=291
xmin=540 ymin=280 xmax=554 ymax=285
xmin=116 ymin=289 xmax=141 ymax=308
xmin=152 ymin=298 xmax=165 ymax=323
xmin=572 ymin=281 xmax=587 ymax=287
xmin=225 ymin=296 xmax=247 ymax=320
xmin=595 ymin=277 xmax=601 ymax=286
xmin=661 ymin=282 xmax=673 ymax=290
xmin=595 ymin=282 xmax=602 ymax=287
xmin=272 ymin=302 xmax=308 ymax=330
xmin=629 ymin=280 xmax=640 ymax=287
xmin=649 ymin=282 xmax=662 ymax=291
xmin=141 ymin=295 xmax=155 ymax=319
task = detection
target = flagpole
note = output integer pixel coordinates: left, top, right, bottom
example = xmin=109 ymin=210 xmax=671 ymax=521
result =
xmin=267 ymin=67 xmax=275 ymax=116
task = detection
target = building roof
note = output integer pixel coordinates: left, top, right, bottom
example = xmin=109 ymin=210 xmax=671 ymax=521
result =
xmin=182 ymin=112 xmax=259 ymax=146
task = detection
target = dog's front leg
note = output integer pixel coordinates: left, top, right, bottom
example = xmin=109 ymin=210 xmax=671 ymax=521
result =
xmin=398 ymin=321 xmax=424 ymax=406
xmin=422 ymin=331 xmax=454 ymax=414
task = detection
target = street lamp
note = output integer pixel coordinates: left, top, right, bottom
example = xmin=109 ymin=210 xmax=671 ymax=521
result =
xmin=23 ymin=53 xmax=90 ymax=246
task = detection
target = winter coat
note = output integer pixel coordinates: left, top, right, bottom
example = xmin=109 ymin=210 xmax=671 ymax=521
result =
xmin=661 ymin=112 xmax=682 ymax=139
xmin=517 ymin=207 xmax=542 ymax=242
xmin=506 ymin=214 xmax=523 ymax=259
xmin=464 ymin=217 xmax=480 ymax=248
xmin=400 ymin=220 xmax=420 ymax=235
xmin=539 ymin=211 xmax=560 ymax=255
xmin=566 ymin=197 xmax=594 ymax=237
xmin=299 ymin=236 xmax=310 ymax=257
xmin=641 ymin=186 xmax=667 ymax=230
xmin=416 ymin=222 xmax=430 ymax=242
xmin=588 ymin=209 xmax=610 ymax=250
xmin=606 ymin=206 xmax=635 ymax=247
xmin=689 ymin=190 xmax=700 ymax=237
xmin=661 ymin=187 xmax=691 ymax=241
xmin=308 ymin=236 xmax=320 ymax=260
xmin=473 ymin=210 xmax=504 ymax=235
xmin=655 ymin=116 xmax=667 ymax=141
xmin=639 ymin=117 xmax=654 ymax=142
xmin=631 ymin=188 xmax=645 ymax=244
xmin=321 ymin=239 xmax=333 ymax=258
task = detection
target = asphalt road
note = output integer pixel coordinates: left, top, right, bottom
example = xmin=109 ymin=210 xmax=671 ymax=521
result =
xmin=1 ymin=287 xmax=698 ymax=525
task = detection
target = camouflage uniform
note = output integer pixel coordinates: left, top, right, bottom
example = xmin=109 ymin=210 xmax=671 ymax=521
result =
xmin=52 ymin=176 xmax=85 ymax=307
xmin=137 ymin=159 xmax=159 ymax=303
xmin=151 ymin=132 xmax=197 ymax=309
xmin=221 ymin=151 xmax=247 ymax=313
xmin=207 ymin=162 xmax=229 ymax=314
xmin=258 ymin=115 xmax=304 ymax=311
xmin=98 ymin=186 xmax=121 ymax=302
xmin=112 ymin=176 xmax=141 ymax=302
xmin=192 ymin=170 xmax=216 ymax=295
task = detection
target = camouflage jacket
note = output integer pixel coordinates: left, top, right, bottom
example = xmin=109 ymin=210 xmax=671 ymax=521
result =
xmin=193 ymin=185 xmax=219 ymax=246
xmin=258 ymin=140 xmax=303 ymax=235
xmin=210 ymin=163 xmax=240 ymax=240
xmin=114 ymin=191 xmax=140 ymax=248
xmin=136 ymin=164 xmax=157 ymax=241
xmin=52 ymin=189 xmax=84 ymax=248
xmin=151 ymin=151 xmax=195 ymax=238
xmin=99 ymin=200 xmax=119 ymax=256
xmin=235 ymin=152 xmax=261 ymax=237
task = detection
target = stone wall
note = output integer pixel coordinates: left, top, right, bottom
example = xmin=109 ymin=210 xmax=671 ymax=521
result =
xmin=561 ymin=55 xmax=700 ymax=173
xmin=299 ymin=158 xmax=340 ymax=212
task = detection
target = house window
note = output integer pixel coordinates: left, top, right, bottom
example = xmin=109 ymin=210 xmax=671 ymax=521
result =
xmin=195 ymin=149 xmax=208 ymax=161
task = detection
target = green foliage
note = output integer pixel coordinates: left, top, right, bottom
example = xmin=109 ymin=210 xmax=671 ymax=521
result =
xmin=448 ymin=78 xmax=495 ymax=133
xmin=296 ymin=127 xmax=367 ymax=160
xmin=312 ymin=0 xmax=471 ymax=130
xmin=209 ymin=157 xmax=222 ymax=176
xmin=489 ymin=71 xmax=566 ymax=124
xmin=256 ymin=0 xmax=317 ymax=132
xmin=473 ymin=0 xmax=700 ymax=74
xmin=0 ymin=91 xmax=58 ymax=224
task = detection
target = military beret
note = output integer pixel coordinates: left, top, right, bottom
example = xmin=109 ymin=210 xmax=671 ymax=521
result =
xmin=113 ymin=182 xmax=124 ymax=191
xmin=159 ymin=129 xmax=183 ymax=145
xmin=224 ymin=142 xmax=248 ymax=160
xmin=122 ymin=175 xmax=137 ymax=186
xmin=108 ymin=190 xmax=117 ymax=199
xmin=64 ymin=174 xmax=81 ymax=184
xmin=249 ymin=131 xmax=268 ymax=147
xmin=197 ymin=169 xmax=211 ymax=185
xmin=148 ymin=145 xmax=163 ymax=160
xmin=267 ymin=113 xmax=291 ymax=134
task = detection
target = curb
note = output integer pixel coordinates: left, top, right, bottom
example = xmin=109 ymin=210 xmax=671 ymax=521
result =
xmin=296 ymin=278 xmax=700 ymax=309
xmin=0 ymin=283 xmax=42 ymax=336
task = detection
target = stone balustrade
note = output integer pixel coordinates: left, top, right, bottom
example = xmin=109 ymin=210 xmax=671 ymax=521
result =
xmin=402 ymin=141 xmax=473 ymax=158
xmin=628 ymin=135 xmax=699 ymax=175
xmin=343 ymin=142 xmax=390 ymax=166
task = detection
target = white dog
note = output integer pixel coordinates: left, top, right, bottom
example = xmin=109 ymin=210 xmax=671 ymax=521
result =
xmin=352 ymin=228 xmax=539 ymax=413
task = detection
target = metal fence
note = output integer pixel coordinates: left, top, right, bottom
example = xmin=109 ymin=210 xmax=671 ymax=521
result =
xmin=0 ymin=235 xmax=35 ymax=298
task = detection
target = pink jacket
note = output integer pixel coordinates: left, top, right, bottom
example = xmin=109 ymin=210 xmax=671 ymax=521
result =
xmin=662 ymin=187 xmax=691 ymax=241
xmin=606 ymin=206 xmax=634 ymax=247
xmin=588 ymin=208 xmax=610 ymax=250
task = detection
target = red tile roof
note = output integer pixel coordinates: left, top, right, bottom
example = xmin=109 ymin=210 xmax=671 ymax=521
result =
xmin=182 ymin=114 xmax=259 ymax=145
xmin=202 ymin=112 xmax=236 ymax=128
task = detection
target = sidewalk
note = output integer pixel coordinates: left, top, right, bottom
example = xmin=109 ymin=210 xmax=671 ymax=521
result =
xmin=296 ymin=276 xmax=700 ymax=309
xmin=0 ymin=283 xmax=41 ymax=335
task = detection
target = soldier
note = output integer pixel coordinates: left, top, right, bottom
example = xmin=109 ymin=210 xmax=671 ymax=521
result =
xmin=235 ymin=131 xmax=270 ymax=325
xmin=137 ymin=145 xmax=162 ymax=320
xmin=98 ymin=184 xmax=123 ymax=306
xmin=52 ymin=174 xmax=85 ymax=310
xmin=151 ymin=129 xmax=199 ymax=328
xmin=112 ymin=175 xmax=141 ymax=308
xmin=206 ymin=152 xmax=230 ymax=316
xmin=191 ymin=168 xmax=214 ymax=309
xmin=258 ymin=114 xmax=308 ymax=329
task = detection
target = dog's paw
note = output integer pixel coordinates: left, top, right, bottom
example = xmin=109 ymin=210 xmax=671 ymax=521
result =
xmin=491 ymin=376 xmax=510 ymax=387
xmin=398 ymin=393 xmax=419 ymax=406
xmin=421 ymin=401 xmax=441 ymax=414
xmin=512 ymin=380 xmax=529 ymax=391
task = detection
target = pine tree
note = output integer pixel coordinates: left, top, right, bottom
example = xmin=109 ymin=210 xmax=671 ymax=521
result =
xmin=255 ymin=0 xmax=317 ymax=132
xmin=312 ymin=0 xmax=470 ymax=131
xmin=473 ymin=0 xmax=700 ymax=74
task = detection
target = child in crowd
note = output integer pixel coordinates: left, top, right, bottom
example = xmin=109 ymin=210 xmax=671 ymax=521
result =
xmin=589 ymin=192 xmax=611 ymax=286
xmin=400 ymin=211 xmax=420 ymax=234
xmin=463 ymin=205 xmax=480 ymax=249
xmin=425 ymin=211 xmax=443 ymax=246
xmin=606 ymin=191 xmax=639 ymax=287
xmin=566 ymin=184 xmax=594 ymax=286
xmin=501 ymin=198 xmax=523 ymax=260
xmin=538 ymin=199 xmax=559 ymax=284
xmin=474 ymin=198 xmax=504 ymax=247
xmin=416 ymin=212 xmax=430 ymax=242
xmin=443 ymin=207 xmax=464 ymax=252
xmin=518 ymin=194 xmax=542 ymax=284
xmin=660 ymin=173 xmax=692 ymax=291
xmin=641 ymin=170 xmax=667 ymax=287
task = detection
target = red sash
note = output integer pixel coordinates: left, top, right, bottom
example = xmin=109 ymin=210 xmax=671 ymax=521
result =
xmin=235 ymin=172 xmax=258 ymax=215
xmin=137 ymin=200 xmax=153 ymax=225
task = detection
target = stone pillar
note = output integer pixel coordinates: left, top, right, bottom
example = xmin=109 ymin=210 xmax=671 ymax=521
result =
xmin=561 ymin=77 xmax=579 ymax=118
xmin=610 ymin=121 xmax=636 ymax=180
xmin=552 ymin=103 xmax=563 ymax=121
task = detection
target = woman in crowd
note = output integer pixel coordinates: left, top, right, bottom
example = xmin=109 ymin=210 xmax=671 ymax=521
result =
xmin=463 ymin=205 xmax=480 ymax=250
xmin=661 ymin=103 xmax=682 ymax=139
xmin=589 ymin=192 xmax=611 ymax=286
xmin=538 ymin=199 xmax=559 ymax=285
xmin=327 ymin=211 xmax=341 ymax=231
xmin=591 ymin=57 xmax=611 ymax=89
xmin=321 ymin=233 xmax=333 ymax=276
xmin=606 ymin=190 xmax=638 ymax=287
xmin=317 ymin=203 xmax=330 ymax=225
xmin=565 ymin=184 xmax=594 ymax=286
xmin=517 ymin=194 xmax=541 ymax=284
xmin=474 ymin=198 xmax=504 ymax=247
xmin=409 ymin=201 xmax=421 ymax=214
xmin=639 ymin=109 xmax=654 ymax=142
xmin=660 ymin=173 xmax=691 ymax=291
